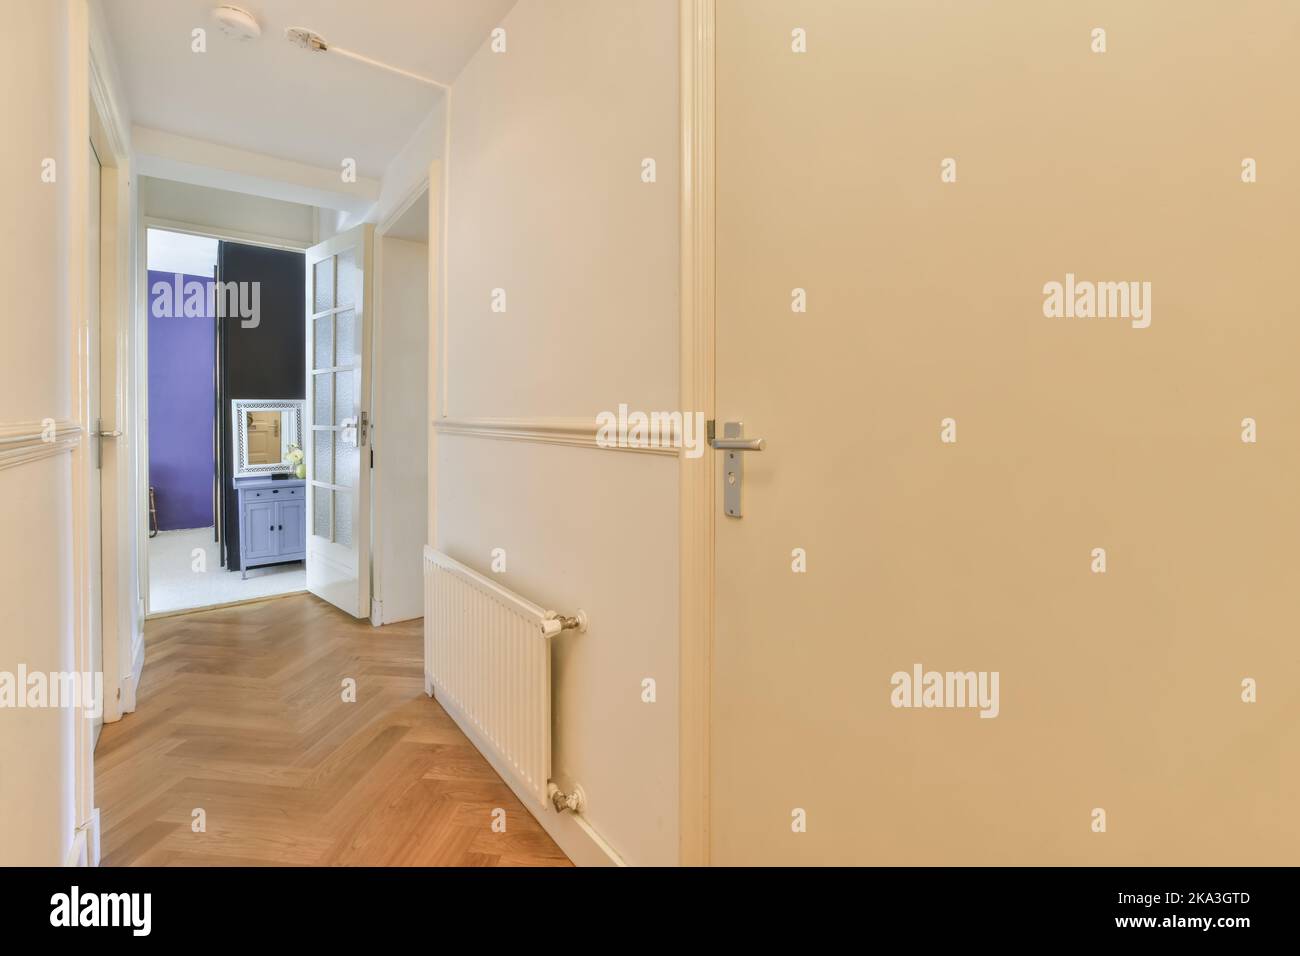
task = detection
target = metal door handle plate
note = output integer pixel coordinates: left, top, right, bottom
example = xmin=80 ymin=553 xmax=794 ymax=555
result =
xmin=711 ymin=421 xmax=765 ymax=518
xmin=94 ymin=418 xmax=122 ymax=470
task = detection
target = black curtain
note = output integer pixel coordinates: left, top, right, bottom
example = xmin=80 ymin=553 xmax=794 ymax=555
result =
xmin=216 ymin=241 xmax=306 ymax=571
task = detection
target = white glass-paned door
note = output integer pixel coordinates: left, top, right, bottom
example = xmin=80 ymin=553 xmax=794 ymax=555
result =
xmin=304 ymin=225 xmax=372 ymax=617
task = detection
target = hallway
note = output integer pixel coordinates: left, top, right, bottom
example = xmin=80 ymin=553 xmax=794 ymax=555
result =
xmin=95 ymin=594 xmax=570 ymax=866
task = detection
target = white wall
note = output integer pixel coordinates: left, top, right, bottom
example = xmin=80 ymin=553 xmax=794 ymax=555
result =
xmin=439 ymin=0 xmax=680 ymax=866
xmin=0 ymin=0 xmax=78 ymax=866
xmin=370 ymin=98 xmax=445 ymax=623
xmin=140 ymin=176 xmax=316 ymax=246
xmin=376 ymin=97 xmax=446 ymax=227
xmin=374 ymin=235 xmax=429 ymax=624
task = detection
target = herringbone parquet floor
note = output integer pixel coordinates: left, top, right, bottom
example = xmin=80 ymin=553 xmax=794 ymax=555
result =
xmin=95 ymin=593 xmax=571 ymax=866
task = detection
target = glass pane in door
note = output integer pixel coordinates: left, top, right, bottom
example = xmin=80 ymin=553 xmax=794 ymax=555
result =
xmin=313 ymin=256 xmax=334 ymax=313
xmin=313 ymin=430 xmax=333 ymax=484
xmin=334 ymin=372 xmax=354 ymax=427
xmin=334 ymin=491 xmax=353 ymax=547
xmin=336 ymin=248 xmax=357 ymax=308
xmin=335 ymin=309 xmax=357 ymax=367
xmin=314 ymin=371 xmax=332 ymax=423
xmin=313 ymin=316 xmax=333 ymax=369
xmin=313 ymin=486 xmax=332 ymax=539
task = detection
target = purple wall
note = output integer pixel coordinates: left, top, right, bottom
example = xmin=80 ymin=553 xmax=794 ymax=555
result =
xmin=148 ymin=271 xmax=215 ymax=531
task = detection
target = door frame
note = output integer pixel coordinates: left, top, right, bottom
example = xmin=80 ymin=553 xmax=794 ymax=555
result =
xmin=64 ymin=0 xmax=135 ymax=864
xmin=90 ymin=32 xmax=133 ymax=732
xmin=371 ymin=173 xmax=436 ymax=626
xmin=678 ymin=0 xmax=716 ymax=867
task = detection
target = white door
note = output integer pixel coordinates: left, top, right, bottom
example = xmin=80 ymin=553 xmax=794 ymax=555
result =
xmin=87 ymin=140 xmax=103 ymax=747
xmin=304 ymin=225 xmax=373 ymax=617
xmin=710 ymin=1 xmax=1300 ymax=866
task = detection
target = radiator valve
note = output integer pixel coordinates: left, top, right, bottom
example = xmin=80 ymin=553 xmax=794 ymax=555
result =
xmin=541 ymin=610 xmax=588 ymax=638
xmin=548 ymin=782 xmax=586 ymax=814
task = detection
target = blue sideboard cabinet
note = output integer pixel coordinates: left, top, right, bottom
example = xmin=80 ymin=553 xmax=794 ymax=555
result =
xmin=235 ymin=477 xmax=306 ymax=578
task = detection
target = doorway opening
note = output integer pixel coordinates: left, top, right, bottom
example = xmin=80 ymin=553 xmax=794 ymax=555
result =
xmin=144 ymin=226 xmax=307 ymax=615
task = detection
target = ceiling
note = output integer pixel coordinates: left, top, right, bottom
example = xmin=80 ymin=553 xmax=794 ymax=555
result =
xmin=103 ymin=0 xmax=518 ymax=178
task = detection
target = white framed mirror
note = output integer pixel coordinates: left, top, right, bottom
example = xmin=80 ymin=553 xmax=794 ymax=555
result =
xmin=232 ymin=399 xmax=304 ymax=478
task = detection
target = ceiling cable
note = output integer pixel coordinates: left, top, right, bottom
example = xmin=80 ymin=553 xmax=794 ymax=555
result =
xmin=284 ymin=27 xmax=447 ymax=90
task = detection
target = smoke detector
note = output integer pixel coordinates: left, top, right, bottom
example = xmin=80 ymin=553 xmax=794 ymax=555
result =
xmin=211 ymin=5 xmax=261 ymax=41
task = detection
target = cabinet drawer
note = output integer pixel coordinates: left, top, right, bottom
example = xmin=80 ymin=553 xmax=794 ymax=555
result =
xmin=248 ymin=486 xmax=302 ymax=499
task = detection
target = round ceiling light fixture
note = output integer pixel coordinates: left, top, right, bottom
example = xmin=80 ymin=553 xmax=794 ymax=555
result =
xmin=211 ymin=5 xmax=262 ymax=41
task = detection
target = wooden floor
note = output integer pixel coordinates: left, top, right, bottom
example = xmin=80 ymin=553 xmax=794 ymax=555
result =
xmin=96 ymin=593 xmax=570 ymax=866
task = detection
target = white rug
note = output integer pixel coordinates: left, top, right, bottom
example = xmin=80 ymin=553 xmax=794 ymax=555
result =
xmin=148 ymin=527 xmax=306 ymax=614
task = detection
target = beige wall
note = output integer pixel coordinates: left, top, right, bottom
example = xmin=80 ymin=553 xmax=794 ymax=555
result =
xmin=440 ymin=0 xmax=680 ymax=864
xmin=0 ymin=0 xmax=78 ymax=865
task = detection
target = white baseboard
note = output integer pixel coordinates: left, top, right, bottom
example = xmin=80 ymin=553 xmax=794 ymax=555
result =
xmin=65 ymin=828 xmax=88 ymax=867
xmin=381 ymin=608 xmax=424 ymax=625
xmin=65 ymin=808 xmax=102 ymax=867
xmin=122 ymin=631 xmax=145 ymax=713
xmin=374 ymin=596 xmax=424 ymax=627
xmin=431 ymin=683 xmax=625 ymax=867
xmin=87 ymin=809 xmax=101 ymax=867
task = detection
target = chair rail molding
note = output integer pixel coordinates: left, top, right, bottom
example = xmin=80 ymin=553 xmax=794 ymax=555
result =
xmin=0 ymin=419 xmax=83 ymax=471
xmin=434 ymin=416 xmax=679 ymax=456
xmin=678 ymin=0 xmax=716 ymax=867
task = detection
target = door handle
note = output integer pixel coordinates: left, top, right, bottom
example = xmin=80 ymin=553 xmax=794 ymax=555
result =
xmin=710 ymin=421 xmax=764 ymax=518
xmin=94 ymin=418 xmax=122 ymax=470
xmin=710 ymin=436 xmax=765 ymax=451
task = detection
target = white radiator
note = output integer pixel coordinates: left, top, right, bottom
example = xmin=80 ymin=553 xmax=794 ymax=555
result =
xmin=423 ymin=546 xmax=582 ymax=810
